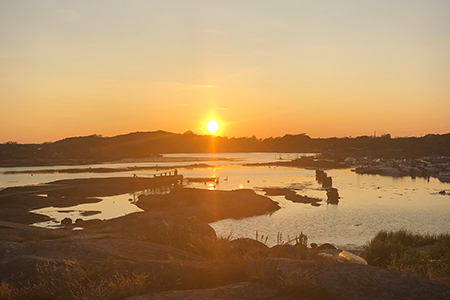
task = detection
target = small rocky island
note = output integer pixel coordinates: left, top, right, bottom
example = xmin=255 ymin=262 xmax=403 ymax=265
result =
xmin=136 ymin=188 xmax=280 ymax=222
xmin=1 ymin=176 xmax=450 ymax=300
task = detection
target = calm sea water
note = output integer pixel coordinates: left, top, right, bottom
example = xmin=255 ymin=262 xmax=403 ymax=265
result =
xmin=1 ymin=153 xmax=449 ymax=248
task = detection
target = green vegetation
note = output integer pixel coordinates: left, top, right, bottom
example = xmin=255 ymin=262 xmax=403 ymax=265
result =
xmin=362 ymin=230 xmax=450 ymax=280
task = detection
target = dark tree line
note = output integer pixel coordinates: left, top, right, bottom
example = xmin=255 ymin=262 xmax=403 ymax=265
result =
xmin=1 ymin=131 xmax=450 ymax=166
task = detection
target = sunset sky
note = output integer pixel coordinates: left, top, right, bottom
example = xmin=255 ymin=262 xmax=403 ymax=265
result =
xmin=1 ymin=0 xmax=449 ymax=143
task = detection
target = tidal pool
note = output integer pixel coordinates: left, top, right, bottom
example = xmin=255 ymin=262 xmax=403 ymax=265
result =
xmin=2 ymin=153 xmax=449 ymax=248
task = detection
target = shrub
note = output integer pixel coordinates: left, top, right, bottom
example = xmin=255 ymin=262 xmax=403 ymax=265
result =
xmin=362 ymin=230 xmax=450 ymax=281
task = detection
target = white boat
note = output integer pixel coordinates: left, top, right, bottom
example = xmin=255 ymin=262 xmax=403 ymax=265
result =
xmin=338 ymin=250 xmax=368 ymax=265
xmin=438 ymin=173 xmax=450 ymax=182
xmin=379 ymin=167 xmax=401 ymax=176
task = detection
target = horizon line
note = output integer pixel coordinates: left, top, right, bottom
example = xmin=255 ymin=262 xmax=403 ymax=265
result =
xmin=2 ymin=130 xmax=450 ymax=145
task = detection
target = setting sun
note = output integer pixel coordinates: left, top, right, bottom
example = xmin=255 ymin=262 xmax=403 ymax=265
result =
xmin=206 ymin=120 xmax=219 ymax=134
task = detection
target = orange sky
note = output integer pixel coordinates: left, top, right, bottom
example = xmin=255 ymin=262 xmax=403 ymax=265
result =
xmin=1 ymin=1 xmax=450 ymax=143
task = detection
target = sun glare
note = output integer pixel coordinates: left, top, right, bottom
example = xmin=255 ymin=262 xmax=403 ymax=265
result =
xmin=206 ymin=120 xmax=219 ymax=134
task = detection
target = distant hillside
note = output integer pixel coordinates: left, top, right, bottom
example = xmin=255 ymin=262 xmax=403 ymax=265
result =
xmin=1 ymin=131 xmax=450 ymax=166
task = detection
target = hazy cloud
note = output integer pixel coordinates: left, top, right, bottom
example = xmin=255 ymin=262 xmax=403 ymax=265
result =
xmin=270 ymin=19 xmax=289 ymax=30
xmin=53 ymin=9 xmax=82 ymax=22
xmin=87 ymin=80 xmax=217 ymax=91
xmin=251 ymin=51 xmax=276 ymax=57
xmin=181 ymin=84 xmax=218 ymax=90
xmin=202 ymin=29 xmax=229 ymax=36
xmin=251 ymin=38 xmax=269 ymax=43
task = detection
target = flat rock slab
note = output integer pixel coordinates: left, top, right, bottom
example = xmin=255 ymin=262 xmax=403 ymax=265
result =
xmin=0 ymin=220 xmax=70 ymax=240
xmin=248 ymin=258 xmax=450 ymax=300
xmin=0 ymin=188 xmax=102 ymax=224
xmin=1 ymin=238 xmax=205 ymax=264
xmin=262 ymin=187 xmax=322 ymax=205
xmin=47 ymin=176 xmax=183 ymax=197
xmin=124 ymin=282 xmax=303 ymax=300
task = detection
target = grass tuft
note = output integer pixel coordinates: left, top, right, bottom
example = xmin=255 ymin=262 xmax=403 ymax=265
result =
xmin=0 ymin=259 xmax=152 ymax=300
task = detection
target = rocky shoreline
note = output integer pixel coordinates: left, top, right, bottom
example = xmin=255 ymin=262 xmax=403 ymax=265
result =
xmin=245 ymin=156 xmax=348 ymax=169
xmin=1 ymin=177 xmax=450 ymax=299
xmin=1 ymin=163 xmax=214 ymax=175
xmin=1 ymin=211 xmax=450 ymax=299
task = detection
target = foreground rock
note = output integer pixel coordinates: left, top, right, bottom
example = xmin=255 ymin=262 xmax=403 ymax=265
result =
xmin=136 ymin=188 xmax=281 ymax=222
xmin=0 ymin=212 xmax=244 ymax=298
xmin=0 ymin=220 xmax=70 ymax=242
xmin=1 ymin=213 xmax=450 ymax=300
xmin=79 ymin=211 xmax=217 ymax=256
xmin=124 ymin=282 xmax=301 ymax=300
xmin=248 ymin=258 xmax=450 ymax=300
xmin=1 ymin=177 xmax=449 ymax=299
